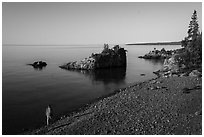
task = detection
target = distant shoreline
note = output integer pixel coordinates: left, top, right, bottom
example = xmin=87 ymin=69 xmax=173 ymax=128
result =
xmin=126 ymin=41 xmax=181 ymax=45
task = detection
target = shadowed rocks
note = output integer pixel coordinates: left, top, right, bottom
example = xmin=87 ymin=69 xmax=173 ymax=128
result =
xmin=138 ymin=48 xmax=173 ymax=59
xmin=59 ymin=44 xmax=127 ymax=70
xmin=27 ymin=61 xmax=47 ymax=70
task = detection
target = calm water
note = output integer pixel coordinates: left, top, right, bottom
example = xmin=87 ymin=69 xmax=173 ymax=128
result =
xmin=2 ymin=44 xmax=181 ymax=134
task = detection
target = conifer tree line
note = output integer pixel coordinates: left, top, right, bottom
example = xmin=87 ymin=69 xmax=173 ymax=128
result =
xmin=179 ymin=10 xmax=202 ymax=70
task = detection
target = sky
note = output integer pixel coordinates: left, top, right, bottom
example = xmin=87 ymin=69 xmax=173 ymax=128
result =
xmin=2 ymin=2 xmax=202 ymax=45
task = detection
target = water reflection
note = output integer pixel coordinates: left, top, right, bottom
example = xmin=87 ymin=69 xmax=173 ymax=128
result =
xmin=62 ymin=67 xmax=126 ymax=85
xmin=27 ymin=64 xmax=47 ymax=71
xmin=142 ymin=58 xmax=165 ymax=65
xmin=32 ymin=65 xmax=47 ymax=71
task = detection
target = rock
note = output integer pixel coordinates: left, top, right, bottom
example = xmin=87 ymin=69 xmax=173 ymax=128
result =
xmin=195 ymin=111 xmax=202 ymax=116
xmin=163 ymin=55 xmax=179 ymax=73
xmin=156 ymin=81 xmax=162 ymax=84
xmin=60 ymin=44 xmax=127 ymax=70
xmin=149 ymin=86 xmax=161 ymax=90
xmin=189 ymin=70 xmax=202 ymax=77
xmin=150 ymin=80 xmax=157 ymax=84
xmin=172 ymin=74 xmax=178 ymax=77
xmin=140 ymin=74 xmax=145 ymax=76
xmin=153 ymin=54 xmax=182 ymax=78
xmin=138 ymin=48 xmax=172 ymax=59
xmin=153 ymin=70 xmax=161 ymax=77
xmin=28 ymin=61 xmax=47 ymax=69
xmin=180 ymin=73 xmax=188 ymax=77
xmin=182 ymin=87 xmax=191 ymax=94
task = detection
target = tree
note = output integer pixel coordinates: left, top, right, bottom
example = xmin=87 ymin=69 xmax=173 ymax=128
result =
xmin=102 ymin=43 xmax=109 ymax=53
xmin=181 ymin=10 xmax=200 ymax=48
xmin=179 ymin=10 xmax=202 ymax=70
xmin=187 ymin=10 xmax=199 ymax=41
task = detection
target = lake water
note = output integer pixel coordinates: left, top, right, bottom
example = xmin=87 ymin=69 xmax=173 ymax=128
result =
xmin=2 ymin=44 xmax=181 ymax=134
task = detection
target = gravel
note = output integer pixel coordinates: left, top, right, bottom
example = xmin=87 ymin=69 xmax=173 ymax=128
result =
xmin=27 ymin=76 xmax=202 ymax=135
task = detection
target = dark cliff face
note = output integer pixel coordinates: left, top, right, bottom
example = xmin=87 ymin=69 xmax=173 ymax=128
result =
xmin=93 ymin=48 xmax=127 ymax=69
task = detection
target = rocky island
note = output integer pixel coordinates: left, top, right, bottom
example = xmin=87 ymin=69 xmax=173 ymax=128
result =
xmin=138 ymin=48 xmax=175 ymax=59
xmin=27 ymin=61 xmax=47 ymax=70
xmin=59 ymin=44 xmax=127 ymax=70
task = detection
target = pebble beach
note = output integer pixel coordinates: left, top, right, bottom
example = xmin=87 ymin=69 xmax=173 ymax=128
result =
xmin=27 ymin=75 xmax=202 ymax=135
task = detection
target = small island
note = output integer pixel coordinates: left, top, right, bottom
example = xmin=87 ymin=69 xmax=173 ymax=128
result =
xmin=138 ymin=48 xmax=175 ymax=59
xmin=27 ymin=61 xmax=47 ymax=70
xmin=59 ymin=44 xmax=127 ymax=70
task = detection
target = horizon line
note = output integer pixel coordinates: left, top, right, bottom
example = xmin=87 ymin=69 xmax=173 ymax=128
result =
xmin=2 ymin=40 xmax=181 ymax=46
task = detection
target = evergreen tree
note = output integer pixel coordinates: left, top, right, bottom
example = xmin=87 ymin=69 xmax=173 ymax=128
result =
xmin=179 ymin=10 xmax=202 ymax=69
xmin=181 ymin=10 xmax=200 ymax=48
xmin=187 ymin=10 xmax=199 ymax=41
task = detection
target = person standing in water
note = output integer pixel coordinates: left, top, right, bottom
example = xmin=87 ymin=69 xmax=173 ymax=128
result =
xmin=46 ymin=105 xmax=52 ymax=125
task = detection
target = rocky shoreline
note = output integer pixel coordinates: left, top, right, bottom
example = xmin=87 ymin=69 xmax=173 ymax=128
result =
xmin=24 ymin=45 xmax=202 ymax=135
xmin=138 ymin=48 xmax=174 ymax=59
xmin=26 ymin=73 xmax=202 ymax=135
xmin=24 ymin=44 xmax=202 ymax=135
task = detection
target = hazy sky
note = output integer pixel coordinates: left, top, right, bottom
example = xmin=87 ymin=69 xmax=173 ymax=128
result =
xmin=2 ymin=2 xmax=202 ymax=45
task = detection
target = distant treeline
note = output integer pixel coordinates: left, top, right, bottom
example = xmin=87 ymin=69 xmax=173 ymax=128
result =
xmin=126 ymin=41 xmax=181 ymax=45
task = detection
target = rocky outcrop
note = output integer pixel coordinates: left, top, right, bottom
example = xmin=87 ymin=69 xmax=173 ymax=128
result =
xmin=138 ymin=48 xmax=174 ymax=59
xmin=153 ymin=54 xmax=202 ymax=78
xmin=28 ymin=61 xmax=47 ymax=69
xmin=153 ymin=55 xmax=180 ymax=77
xmin=60 ymin=45 xmax=127 ymax=70
xmin=60 ymin=58 xmax=95 ymax=70
xmin=163 ymin=55 xmax=180 ymax=73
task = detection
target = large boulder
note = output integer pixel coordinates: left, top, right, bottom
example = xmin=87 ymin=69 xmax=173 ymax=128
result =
xmin=153 ymin=54 xmax=180 ymax=77
xmin=163 ymin=55 xmax=179 ymax=73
